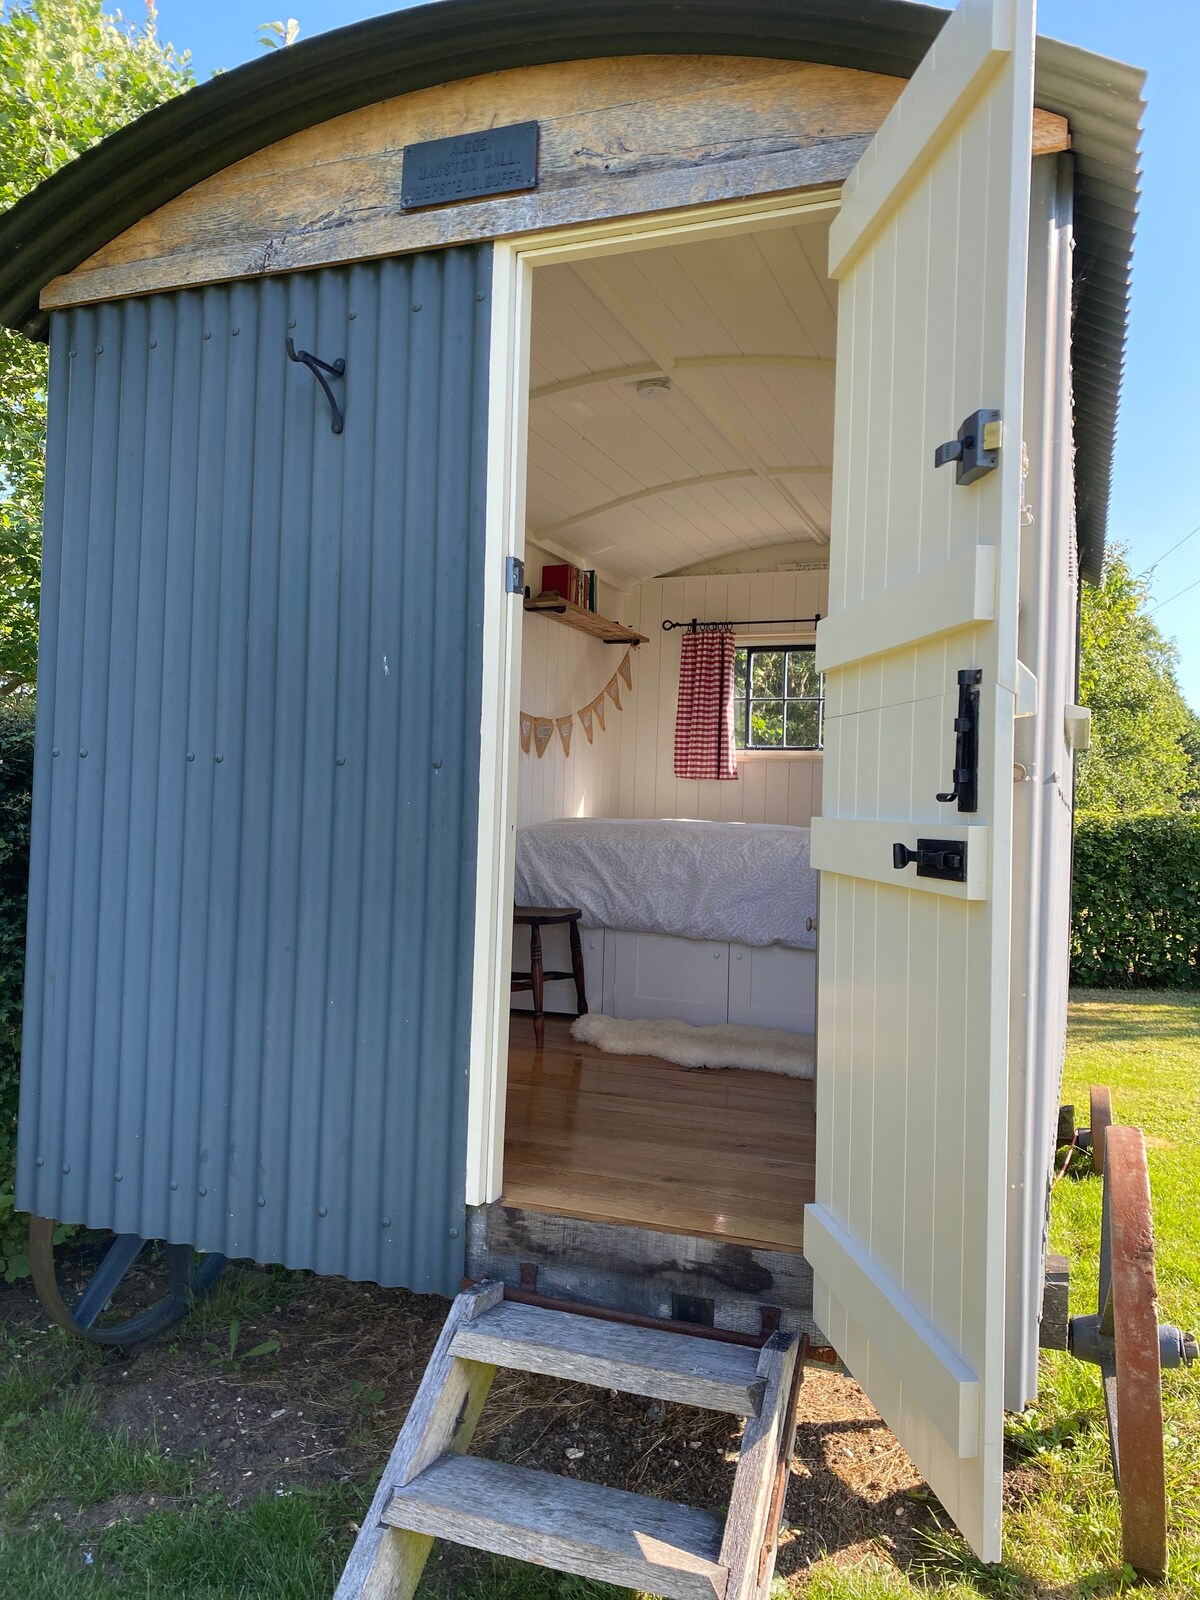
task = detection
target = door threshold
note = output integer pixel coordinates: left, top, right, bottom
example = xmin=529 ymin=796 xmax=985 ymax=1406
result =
xmin=468 ymin=1200 xmax=822 ymax=1342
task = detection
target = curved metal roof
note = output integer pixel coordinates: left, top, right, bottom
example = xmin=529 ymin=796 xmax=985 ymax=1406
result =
xmin=0 ymin=0 xmax=1142 ymax=581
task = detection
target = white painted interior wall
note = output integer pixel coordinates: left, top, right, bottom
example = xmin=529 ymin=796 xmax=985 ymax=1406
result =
xmin=516 ymin=541 xmax=630 ymax=827
xmin=616 ymin=565 xmax=828 ymax=826
xmin=516 ymin=546 xmax=828 ymax=828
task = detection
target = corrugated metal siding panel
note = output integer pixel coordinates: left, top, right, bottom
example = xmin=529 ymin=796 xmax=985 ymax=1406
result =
xmin=16 ymin=249 xmax=492 ymax=1295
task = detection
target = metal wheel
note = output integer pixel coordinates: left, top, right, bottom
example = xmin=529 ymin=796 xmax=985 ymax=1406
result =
xmin=1069 ymin=1125 xmax=1197 ymax=1581
xmin=1089 ymin=1084 xmax=1114 ymax=1177
xmin=29 ymin=1216 xmax=227 ymax=1346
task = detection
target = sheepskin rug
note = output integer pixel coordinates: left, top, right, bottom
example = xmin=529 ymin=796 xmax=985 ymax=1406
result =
xmin=570 ymin=1013 xmax=815 ymax=1078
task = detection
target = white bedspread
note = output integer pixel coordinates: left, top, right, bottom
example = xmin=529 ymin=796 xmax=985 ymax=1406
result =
xmin=514 ymin=818 xmax=816 ymax=950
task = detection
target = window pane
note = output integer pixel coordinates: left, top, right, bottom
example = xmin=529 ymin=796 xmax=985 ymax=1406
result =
xmin=751 ymin=650 xmax=784 ymax=698
xmin=749 ymin=699 xmax=784 ymax=746
xmin=734 ymin=698 xmax=747 ymax=748
xmin=786 ymin=650 xmax=818 ymax=698
xmin=734 ymin=648 xmax=747 ymax=696
xmin=785 ymin=700 xmax=820 ymax=748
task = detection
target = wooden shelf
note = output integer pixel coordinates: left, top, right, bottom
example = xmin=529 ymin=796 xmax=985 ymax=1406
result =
xmin=523 ymin=592 xmax=647 ymax=646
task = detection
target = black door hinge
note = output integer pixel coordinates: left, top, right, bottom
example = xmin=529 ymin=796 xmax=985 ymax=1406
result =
xmin=892 ymin=838 xmax=967 ymax=884
xmin=505 ymin=556 xmax=526 ymax=595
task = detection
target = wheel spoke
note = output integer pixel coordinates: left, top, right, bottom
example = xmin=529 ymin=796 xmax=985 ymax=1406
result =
xmin=72 ymin=1234 xmax=145 ymax=1330
xmin=167 ymin=1243 xmax=195 ymax=1308
xmin=1090 ymin=1085 xmax=1113 ymax=1178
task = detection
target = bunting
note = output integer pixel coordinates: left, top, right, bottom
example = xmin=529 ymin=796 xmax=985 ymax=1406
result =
xmin=519 ymin=648 xmax=635 ymax=759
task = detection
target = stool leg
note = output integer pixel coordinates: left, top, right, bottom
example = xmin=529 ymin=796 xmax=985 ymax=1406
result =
xmin=569 ymin=919 xmax=588 ymax=1017
xmin=530 ymin=922 xmax=545 ymax=1050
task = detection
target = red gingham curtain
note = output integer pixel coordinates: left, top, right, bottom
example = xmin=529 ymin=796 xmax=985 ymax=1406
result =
xmin=673 ymin=628 xmax=739 ymax=781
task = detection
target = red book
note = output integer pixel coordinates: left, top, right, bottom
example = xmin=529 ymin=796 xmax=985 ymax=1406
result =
xmin=541 ymin=562 xmax=575 ymax=601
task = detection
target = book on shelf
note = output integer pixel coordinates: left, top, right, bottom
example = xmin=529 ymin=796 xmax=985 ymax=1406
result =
xmin=540 ymin=562 xmax=597 ymax=612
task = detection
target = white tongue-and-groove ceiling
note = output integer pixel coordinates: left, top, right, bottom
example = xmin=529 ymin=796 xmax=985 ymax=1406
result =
xmin=525 ymin=217 xmax=836 ymax=587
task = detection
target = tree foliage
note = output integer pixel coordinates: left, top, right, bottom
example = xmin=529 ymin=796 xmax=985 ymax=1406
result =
xmin=1076 ymin=546 xmax=1196 ymax=815
xmin=0 ymin=1 xmax=193 ymax=694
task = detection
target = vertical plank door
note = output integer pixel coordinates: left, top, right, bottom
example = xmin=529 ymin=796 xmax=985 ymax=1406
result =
xmin=806 ymin=0 xmax=1035 ymax=1563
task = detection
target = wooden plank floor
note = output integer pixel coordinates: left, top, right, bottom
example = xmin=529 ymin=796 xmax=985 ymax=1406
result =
xmin=501 ymin=1015 xmax=813 ymax=1253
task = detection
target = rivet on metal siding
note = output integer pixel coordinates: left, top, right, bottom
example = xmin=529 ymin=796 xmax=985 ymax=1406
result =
xmin=348 ymin=312 xmax=357 ymax=321
xmin=35 ymin=1157 xmax=44 ymax=1167
xmin=62 ymin=1165 xmax=70 ymax=1175
xmin=476 ymin=293 xmax=486 ymax=302
xmin=412 ymin=303 xmax=422 ymax=313
xmin=381 ymin=1217 xmax=391 ymax=1228
xmin=318 ymin=1205 xmax=328 ymax=1218
xmin=198 ymin=1186 xmax=208 ymax=1197
xmin=115 ymin=1172 xmax=123 ymax=1182
xmin=204 ymin=331 xmax=212 ymax=340
xmin=170 ymin=1180 xmax=178 ymax=1191
xmin=336 ymin=756 xmax=346 ymax=767
xmin=258 ymin=1195 xmax=266 ymax=1207
xmin=231 ymin=327 xmax=240 ymax=336
xmin=150 ymin=340 xmax=157 ymax=349
xmin=432 ymin=760 xmax=442 ymax=771
xmin=95 ymin=345 xmax=104 ymax=355
xmin=79 ymin=749 xmax=87 ymax=758
xmin=69 ymin=348 xmax=77 ymax=357
xmin=287 ymin=319 xmax=296 ymax=329
xmin=215 ymin=753 xmax=224 ymax=763
xmin=449 ymin=1227 xmax=460 ymax=1238
xmin=187 ymin=752 xmax=195 ymax=762
xmin=51 ymin=748 xmax=59 ymax=757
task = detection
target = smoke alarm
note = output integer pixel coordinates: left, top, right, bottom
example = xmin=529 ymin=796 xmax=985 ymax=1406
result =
xmin=635 ymin=377 xmax=673 ymax=400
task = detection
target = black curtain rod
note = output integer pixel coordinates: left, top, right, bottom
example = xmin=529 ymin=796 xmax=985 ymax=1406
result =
xmin=661 ymin=614 xmax=822 ymax=632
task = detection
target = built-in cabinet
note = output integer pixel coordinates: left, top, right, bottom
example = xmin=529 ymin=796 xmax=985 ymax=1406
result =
xmin=511 ymin=923 xmax=815 ymax=1035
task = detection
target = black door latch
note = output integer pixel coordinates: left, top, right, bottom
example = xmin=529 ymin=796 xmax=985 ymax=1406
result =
xmin=934 ymin=409 xmax=1002 ymax=485
xmin=937 ymin=668 xmax=982 ymax=812
xmin=892 ymin=838 xmax=967 ymax=884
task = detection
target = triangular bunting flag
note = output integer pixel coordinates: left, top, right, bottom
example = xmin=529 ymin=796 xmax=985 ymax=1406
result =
xmin=578 ymin=704 xmax=595 ymax=744
xmin=533 ymin=717 xmax=555 ymax=758
xmin=557 ymin=715 xmax=574 ymax=757
xmin=618 ymin=650 xmax=633 ymax=691
xmin=606 ymin=675 xmax=622 ymax=711
xmin=592 ymin=694 xmax=606 ymax=732
xmin=519 ymin=712 xmax=533 ymax=754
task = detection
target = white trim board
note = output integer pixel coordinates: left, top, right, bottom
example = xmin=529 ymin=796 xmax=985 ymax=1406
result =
xmin=804 ymin=1205 xmax=980 ymax=1457
xmin=810 ymin=817 xmax=990 ymax=900
xmin=816 ymin=546 xmax=996 ymax=674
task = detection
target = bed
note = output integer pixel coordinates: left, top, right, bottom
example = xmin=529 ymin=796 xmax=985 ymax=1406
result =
xmin=512 ymin=818 xmax=818 ymax=1033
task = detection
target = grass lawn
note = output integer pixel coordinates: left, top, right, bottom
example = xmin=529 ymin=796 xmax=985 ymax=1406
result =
xmin=0 ymin=991 xmax=1196 ymax=1598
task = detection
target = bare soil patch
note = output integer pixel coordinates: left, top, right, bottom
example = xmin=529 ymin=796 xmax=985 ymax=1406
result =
xmin=1 ymin=1252 xmax=942 ymax=1581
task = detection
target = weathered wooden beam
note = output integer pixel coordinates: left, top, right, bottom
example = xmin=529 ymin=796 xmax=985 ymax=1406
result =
xmin=41 ymin=53 xmax=1069 ymax=310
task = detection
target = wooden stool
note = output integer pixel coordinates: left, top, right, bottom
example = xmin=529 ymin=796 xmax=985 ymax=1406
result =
xmin=512 ymin=906 xmax=588 ymax=1050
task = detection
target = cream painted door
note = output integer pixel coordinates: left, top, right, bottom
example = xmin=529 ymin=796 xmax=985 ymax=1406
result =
xmin=806 ymin=0 xmax=1035 ymax=1564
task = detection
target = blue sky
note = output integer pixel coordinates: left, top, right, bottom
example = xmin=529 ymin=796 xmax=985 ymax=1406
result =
xmin=149 ymin=0 xmax=1199 ymax=708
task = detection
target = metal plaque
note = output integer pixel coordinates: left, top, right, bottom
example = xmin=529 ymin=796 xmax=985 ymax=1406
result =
xmin=402 ymin=121 xmax=538 ymax=210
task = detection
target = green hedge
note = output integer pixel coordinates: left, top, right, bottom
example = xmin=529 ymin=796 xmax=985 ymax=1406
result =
xmin=0 ymin=703 xmax=34 ymax=1275
xmin=1072 ymin=812 xmax=1200 ymax=988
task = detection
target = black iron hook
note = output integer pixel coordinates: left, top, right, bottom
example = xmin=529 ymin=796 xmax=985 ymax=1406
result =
xmin=285 ymin=337 xmax=346 ymax=434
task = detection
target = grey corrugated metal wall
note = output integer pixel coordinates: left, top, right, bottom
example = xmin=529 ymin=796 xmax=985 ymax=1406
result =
xmin=16 ymin=248 xmax=492 ymax=1295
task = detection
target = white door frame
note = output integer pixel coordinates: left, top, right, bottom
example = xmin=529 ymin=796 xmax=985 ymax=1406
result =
xmin=464 ymin=188 xmax=841 ymax=1206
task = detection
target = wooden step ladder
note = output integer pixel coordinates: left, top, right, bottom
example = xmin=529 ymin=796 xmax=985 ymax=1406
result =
xmin=334 ymin=1281 xmax=803 ymax=1600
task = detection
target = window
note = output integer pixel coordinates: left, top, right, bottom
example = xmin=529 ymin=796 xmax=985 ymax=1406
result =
xmin=734 ymin=645 xmax=823 ymax=751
